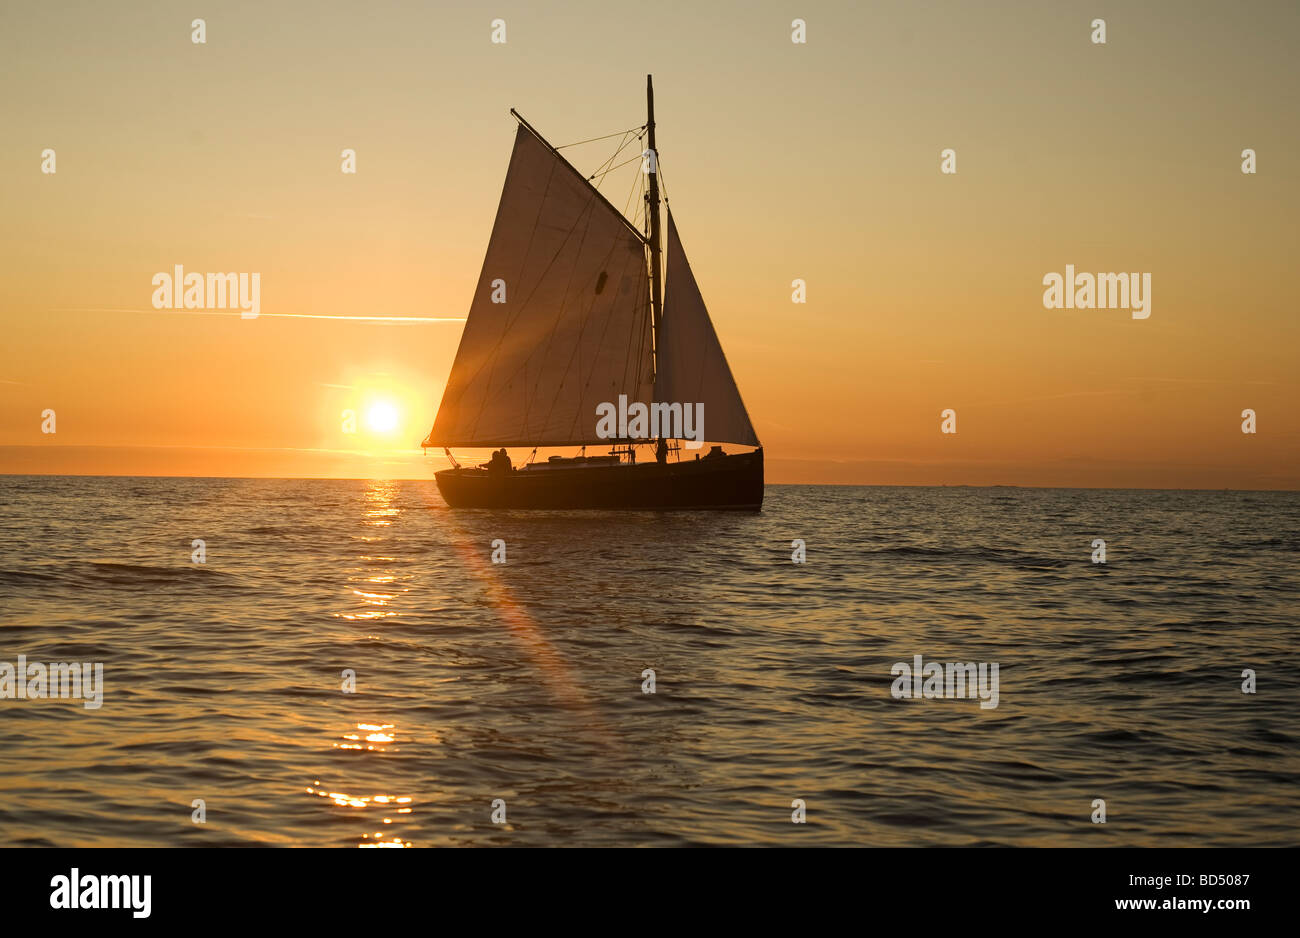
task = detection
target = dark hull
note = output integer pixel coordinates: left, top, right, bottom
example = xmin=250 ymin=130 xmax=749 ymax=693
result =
xmin=436 ymin=448 xmax=763 ymax=510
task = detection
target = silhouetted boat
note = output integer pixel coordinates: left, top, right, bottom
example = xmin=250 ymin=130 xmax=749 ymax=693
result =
xmin=423 ymin=76 xmax=763 ymax=510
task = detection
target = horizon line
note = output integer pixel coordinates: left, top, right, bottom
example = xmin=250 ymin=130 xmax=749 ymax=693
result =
xmin=1 ymin=469 xmax=1295 ymax=494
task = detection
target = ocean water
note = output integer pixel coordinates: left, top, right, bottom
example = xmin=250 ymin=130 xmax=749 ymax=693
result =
xmin=0 ymin=476 xmax=1296 ymax=847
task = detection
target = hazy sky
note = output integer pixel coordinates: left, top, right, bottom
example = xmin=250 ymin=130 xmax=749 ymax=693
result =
xmin=2 ymin=0 xmax=1296 ymax=486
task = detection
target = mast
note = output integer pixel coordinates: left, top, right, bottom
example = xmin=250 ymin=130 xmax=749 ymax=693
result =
xmin=646 ymin=74 xmax=664 ymax=382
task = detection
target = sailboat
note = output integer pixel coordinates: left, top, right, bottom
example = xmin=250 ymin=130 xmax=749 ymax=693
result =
xmin=422 ymin=76 xmax=763 ymax=510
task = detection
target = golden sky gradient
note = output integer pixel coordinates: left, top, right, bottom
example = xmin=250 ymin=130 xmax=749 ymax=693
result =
xmin=2 ymin=0 xmax=1296 ymax=487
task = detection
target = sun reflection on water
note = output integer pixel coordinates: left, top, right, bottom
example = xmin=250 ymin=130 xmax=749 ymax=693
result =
xmin=336 ymin=486 xmax=411 ymax=622
xmin=305 ymin=779 xmax=415 ymax=848
xmin=333 ymin=721 xmax=399 ymax=752
xmin=312 ymin=481 xmax=423 ymax=846
xmin=362 ymin=479 xmax=400 ymax=527
xmin=309 ymin=719 xmax=417 ymax=846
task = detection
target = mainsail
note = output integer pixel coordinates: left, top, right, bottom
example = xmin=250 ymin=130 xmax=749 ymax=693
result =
xmin=654 ymin=212 xmax=760 ymax=447
xmin=426 ymin=124 xmax=654 ymax=447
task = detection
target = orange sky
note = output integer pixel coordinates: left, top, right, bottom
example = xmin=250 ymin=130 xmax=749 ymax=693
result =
xmin=2 ymin=0 xmax=1296 ymax=487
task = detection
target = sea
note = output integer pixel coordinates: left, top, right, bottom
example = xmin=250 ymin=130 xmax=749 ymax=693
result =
xmin=0 ymin=477 xmax=1296 ymax=847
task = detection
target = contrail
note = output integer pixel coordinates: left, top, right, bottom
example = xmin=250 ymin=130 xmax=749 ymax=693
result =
xmin=49 ymin=308 xmax=465 ymax=323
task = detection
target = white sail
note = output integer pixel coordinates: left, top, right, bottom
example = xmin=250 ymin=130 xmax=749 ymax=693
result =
xmin=654 ymin=213 xmax=760 ymax=447
xmin=427 ymin=124 xmax=654 ymax=447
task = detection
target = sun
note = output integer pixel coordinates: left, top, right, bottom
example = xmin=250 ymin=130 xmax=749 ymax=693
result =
xmin=365 ymin=401 xmax=400 ymax=434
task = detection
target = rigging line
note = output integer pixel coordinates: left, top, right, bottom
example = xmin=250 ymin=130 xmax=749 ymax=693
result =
xmin=621 ymin=258 xmax=652 ymax=402
xmin=578 ymin=132 xmax=632 ymax=191
xmin=554 ymin=126 xmax=645 ymax=150
xmin=586 ymin=129 xmax=646 ymax=187
xmin=628 ymin=153 xmax=652 ymax=232
xmin=635 ymin=166 xmax=647 ymax=230
xmin=586 ymin=131 xmax=632 ymax=181
xmin=631 ymin=144 xmax=654 ymax=387
xmin=622 ymin=161 xmax=639 ymax=216
xmin=591 ymin=152 xmax=646 ymax=182
xmin=653 ymin=162 xmax=668 ymax=303
xmin=621 ymin=152 xmax=647 ymax=227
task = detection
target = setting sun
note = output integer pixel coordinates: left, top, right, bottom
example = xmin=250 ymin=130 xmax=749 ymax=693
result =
xmin=366 ymin=401 xmax=400 ymax=434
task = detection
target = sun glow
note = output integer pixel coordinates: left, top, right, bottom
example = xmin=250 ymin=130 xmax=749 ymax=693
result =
xmin=365 ymin=401 xmax=400 ymax=434
xmin=321 ymin=371 xmax=431 ymax=472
